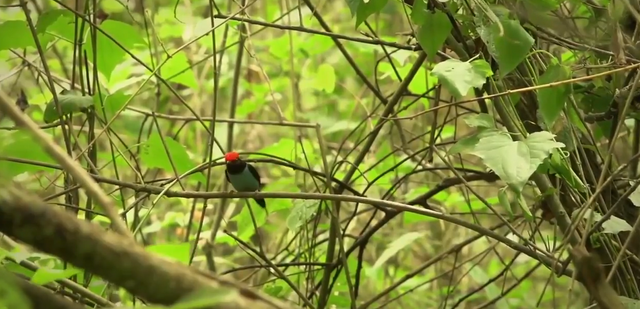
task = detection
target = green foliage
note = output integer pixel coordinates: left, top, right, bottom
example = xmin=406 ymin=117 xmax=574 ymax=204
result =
xmin=537 ymin=62 xmax=573 ymax=127
xmin=414 ymin=10 xmax=452 ymax=61
xmin=43 ymin=94 xmax=95 ymax=124
xmin=432 ymin=59 xmax=493 ymax=98
xmin=0 ymin=131 xmax=56 ymax=178
xmin=347 ymin=0 xmax=390 ymax=29
xmin=85 ymin=20 xmax=145 ymax=79
xmin=469 ymin=130 xmax=565 ymax=192
xmin=0 ymin=269 xmax=31 ymax=309
xmin=31 ymin=265 xmax=81 ymax=285
xmin=140 ymin=132 xmax=206 ymax=183
xmin=478 ymin=19 xmax=534 ymax=77
xmin=146 ymin=243 xmax=191 ymax=265
xmin=1 ymin=1 xmax=627 ymax=308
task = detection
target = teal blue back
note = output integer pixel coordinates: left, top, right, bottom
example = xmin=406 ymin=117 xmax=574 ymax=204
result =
xmin=227 ymin=167 xmax=260 ymax=192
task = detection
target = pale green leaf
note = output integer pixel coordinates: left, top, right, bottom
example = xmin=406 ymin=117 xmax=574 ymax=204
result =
xmin=372 ymin=232 xmax=424 ymax=269
xmin=432 ymin=59 xmax=492 ymax=98
xmin=146 ymin=243 xmax=190 ymax=265
xmin=286 ymin=200 xmax=318 ymax=231
xmin=31 ymin=266 xmax=81 ymax=285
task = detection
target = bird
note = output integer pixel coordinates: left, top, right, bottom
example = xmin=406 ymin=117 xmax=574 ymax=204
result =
xmin=224 ymin=151 xmax=266 ymax=208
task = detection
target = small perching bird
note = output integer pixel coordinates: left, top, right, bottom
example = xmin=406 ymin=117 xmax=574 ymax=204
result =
xmin=224 ymin=151 xmax=266 ymax=208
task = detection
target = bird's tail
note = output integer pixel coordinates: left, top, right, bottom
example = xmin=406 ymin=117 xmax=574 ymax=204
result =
xmin=254 ymin=198 xmax=266 ymax=209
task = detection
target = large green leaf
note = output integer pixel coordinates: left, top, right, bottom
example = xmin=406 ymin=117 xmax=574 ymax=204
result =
xmin=537 ymin=62 xmax=572 ymax=127
xmin=314 ymin=63 xmax=336 ymax=93
xmin=469 ymin=131 xmax=565 ymax=192
xmin=416 ymin=11 xmax=452 ymax=61
xmin=0 ymin=269 xmax=31 ymax=309
xmin=349 ymin=0 xmax=389 ymax=29
xmin=94 ymin=91 xmax=130 ymax=122
xmin=372 ymin=232 xmax=425 ymax=270
xmin=479 ymin=19 xmax=534 ymax=77
xmin=161 ymin=51 xmax=198 ymax=90
xmin=43 ymin=94 xmax=95 ymax=124
xmin=0 ymin=21 xmax=36 ymax=51
xmin=286 ymin=200 xmax=318 ymax=231
xmin=0 ymin=131 xmax=56 ymax=178
xmin=85 ymin=20 xmax=145 ymax=79
xmin=432 ymin=59 xmax=492 ymax=98
xmin=31 ymin=266 xmax=81 ymax=285
xmin=140 ymin=132 xmax=206 ymax=183
xmin=146 ymin=243 xmax=191 ymax=265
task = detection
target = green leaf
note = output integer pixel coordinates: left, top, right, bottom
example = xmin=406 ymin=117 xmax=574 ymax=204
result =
xmin=479 ymin=19 xmax=534 ymax=77
xmin=449 ymin=135 xmax=479 ymax=155
xmin=410 ymin=0 xmax=429 ymax=24
xmin=140 ymin=132 xmax=206 ymax=183
xmin=171 ymin=287 xmax=237 ymax=309
xmin=146 ymin=243 xmax=190 ymax=265
xmin=315 ymin=63 xmax=336 ymax=93
xmin=161 ymin=51 xmax=199 ymax=90
xmin=94 ymin=91 xmax=130 ymax=122
xmin=498 ymin=187 xmax=513 ymax=218
xmin=432 ymin=59 xmax=492 ymax=98
xmin=346 ymin=0 xmax=360 ymax=17
xmin=286 ymin=200 xmax=318 ymax=231
xmin=0 ymin=21 xmax=36 ymax=51
xmin=469 ymin=131 xmax=565 ymax=192
xmin=0 ymin=269 xmax=31 ymax=309
xmin=629 ymin=183 xmax=640 ymax=206
xmin=516 ymin=191 xmax=533 ymax=220
xmin=354 ymin=0 xmax=389 ymax=29
xmin=464 ymin=113 xmax=495 ymax=128
xmin=0 ymin=131 xmax=57 ymax=178
xmin=537 ymin=63 xmax=572 ymax=127
xmin=43 ymin=94 xmax=95 ymax=124
xmin=602 ymin=215 xmax=633 ymax=234
xmin=85 ymin=20 xmax=145 ymax=79
xmin=416 ymin=11 xmax=452 ymax=61
xmin=547 ymin=150 xmax=587 ymax=192
xmin=232 ymin=202 xmax=268 ymax=241
xmin=35 ymin=9 xmax=75 ymax=42
xmin=31 ymin=266 xmax=81 ymax=285
xmin=372 ymin=232 xmax=424 ymax=269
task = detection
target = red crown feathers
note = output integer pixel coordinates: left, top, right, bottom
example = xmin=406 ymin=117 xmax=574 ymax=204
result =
xmin=224 ymin=151 xmax=240 ymax=161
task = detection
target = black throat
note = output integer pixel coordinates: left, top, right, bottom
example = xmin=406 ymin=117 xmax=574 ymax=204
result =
xmin=226 ymin=160 xmax=246 ymax=174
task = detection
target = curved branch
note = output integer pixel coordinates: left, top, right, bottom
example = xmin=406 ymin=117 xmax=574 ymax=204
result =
xmin=0 ymin=187 xmax=295 ymax=309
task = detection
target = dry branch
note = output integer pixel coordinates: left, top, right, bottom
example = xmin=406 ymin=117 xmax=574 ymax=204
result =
xmin=0 ymin=187 xmax=295 ymax=309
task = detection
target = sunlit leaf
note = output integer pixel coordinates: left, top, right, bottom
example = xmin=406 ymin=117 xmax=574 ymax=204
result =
xmin=372 ymin=232 xmax=425 ymax=269
xmin=469 ymin=131 xmax=565 ymax=192
xmin=0 ymin=131 xmax=56 ymax=178
xmin=43 ymin=94 xmax=94 ymax=124
xmin=416 ymin=11 xmax=452 ymax=61
xmin=315 ymin=63 xmax=336 ymax=93
xmin=140 ymin=132 xmax=206 ymax=183
xmin=286 ymin=200 xmax=318 ymax=231
xmin=146 ymin=243 xmax=190 ymax=265
xmin=479 ymin=19 xmax=534 ymax=77
xmin=0 ymin=21 xmax=36 ymax=50
xmin=432 ymin=59 xmax=492 ymax=98
xmin=602 ymin=216 xmax=633 ymax=234
xmin=352 ymin=0 xmax=389 ymax=29
xmin=537 ymin=62 xmax=572 ymax=127
xmin=31 ymin=266 xmax=81 ymax=285
xmin=0 ymin=269 xmax=31 ymax=309
xmin=161 ymin=51 xmax=198 ymax=90
xmin=85 ymin=20 xmax=145 ymax=79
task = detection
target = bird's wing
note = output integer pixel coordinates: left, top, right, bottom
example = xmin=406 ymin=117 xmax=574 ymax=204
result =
xmin=225 ymin=170 xmax=231 ymax=183
xmin=247 ymin=164 xmax=262 ymax=185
